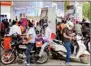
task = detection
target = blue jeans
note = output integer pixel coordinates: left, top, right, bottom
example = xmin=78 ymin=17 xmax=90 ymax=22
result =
xmin=25 ymin=43 xmax=34 ymax=64
xmin=64 ymin=41 xmax=71 ymax=63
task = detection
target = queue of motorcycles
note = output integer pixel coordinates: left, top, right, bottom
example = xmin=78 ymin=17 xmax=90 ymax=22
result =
xmin=1 ymin=33 xmax=90 ymax=65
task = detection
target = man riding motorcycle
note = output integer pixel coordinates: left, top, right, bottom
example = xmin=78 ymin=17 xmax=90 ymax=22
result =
xmin=9 ymin=21 xmax=21 ymax=36
xmin=8 ymin=21 xmax=25 ymax=54
xmin=23 ymin=22 xmax=36 ymax=66
xmin=62 ymin=21 xmax=75 ymax=64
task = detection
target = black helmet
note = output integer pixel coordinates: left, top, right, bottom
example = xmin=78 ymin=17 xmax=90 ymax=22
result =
xmin=12 ymin=33 xmax=19 ymax=40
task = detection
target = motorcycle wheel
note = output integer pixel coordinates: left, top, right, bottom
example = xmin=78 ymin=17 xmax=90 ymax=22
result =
xmin=80 ymin=54 xmax=89 ymax=64
xmin=1 ymin=51 xmax=16 ymax=65
xmin=37 ymin=51 xmax=48 ymax=64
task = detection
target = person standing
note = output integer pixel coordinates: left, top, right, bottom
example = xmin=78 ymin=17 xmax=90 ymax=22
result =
xmin=18 ymin=21 xmax=25 ymax=34
xmin=56 ymin=22 xmax=61 ymax=40
xmin=74 ymin=21 xmax=82 ymax=35
xmin=21 ymin=18 xmax=27 ymax=29
xmin=4 ymin=19 xmax=9 ymax=29
xmin=9 ymin=19 xmax=12 ymax=27
xmin=63 ymin=21 xmax=75 ymax=64
xmin=3 ymin=19 xmax=9 ymax=34
xmin=59 ymin=20 xmax=67 ymax=41
xmin=0 ymin=20 xmax=5 ymax=38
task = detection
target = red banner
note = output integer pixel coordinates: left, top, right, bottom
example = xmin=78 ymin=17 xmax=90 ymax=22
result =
xmin=0 ymin=1 xmax=12 ymax=6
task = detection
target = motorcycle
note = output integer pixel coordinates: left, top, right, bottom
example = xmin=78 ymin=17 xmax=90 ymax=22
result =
xmin=1 ymin=33 xmax=49 ymax=65
xmin=50 ymin=34 xmax=90 ymax=64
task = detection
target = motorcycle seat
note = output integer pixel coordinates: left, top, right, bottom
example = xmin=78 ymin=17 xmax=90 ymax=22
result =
xmin=19 ymin=45 xmax=27 ymax=49
xmin=53 ymin=39 xmax=62 ymax=45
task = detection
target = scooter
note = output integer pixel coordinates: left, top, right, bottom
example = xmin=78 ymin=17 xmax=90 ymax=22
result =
xmin=1 ymin=33 xmax=49 ymax=65
xmin=50 ymin=34 xmax=90 ymax=64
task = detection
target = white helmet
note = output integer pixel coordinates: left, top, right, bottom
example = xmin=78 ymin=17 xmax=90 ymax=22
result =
xmin=66 ymin=21 xmax=74 ymax=30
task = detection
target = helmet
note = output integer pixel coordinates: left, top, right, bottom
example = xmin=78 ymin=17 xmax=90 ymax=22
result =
xmin=43 ymin=23 xmax=48 ymax=26
xmin=66 ymin=21 xmax=74 ymax=30
xmin=12 ymin=33 xmax=19 ymax=40
xmin=43 ymin=23 xmax=48 ymax=28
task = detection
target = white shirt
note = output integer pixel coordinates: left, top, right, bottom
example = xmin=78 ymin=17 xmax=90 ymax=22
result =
xmin=27 ymin=27 xmax=36 ymax=43
xmin=45 ymin=26 xmax=52 ymax=42
xmin=9 ymin=25 xmax=21 ymax=36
